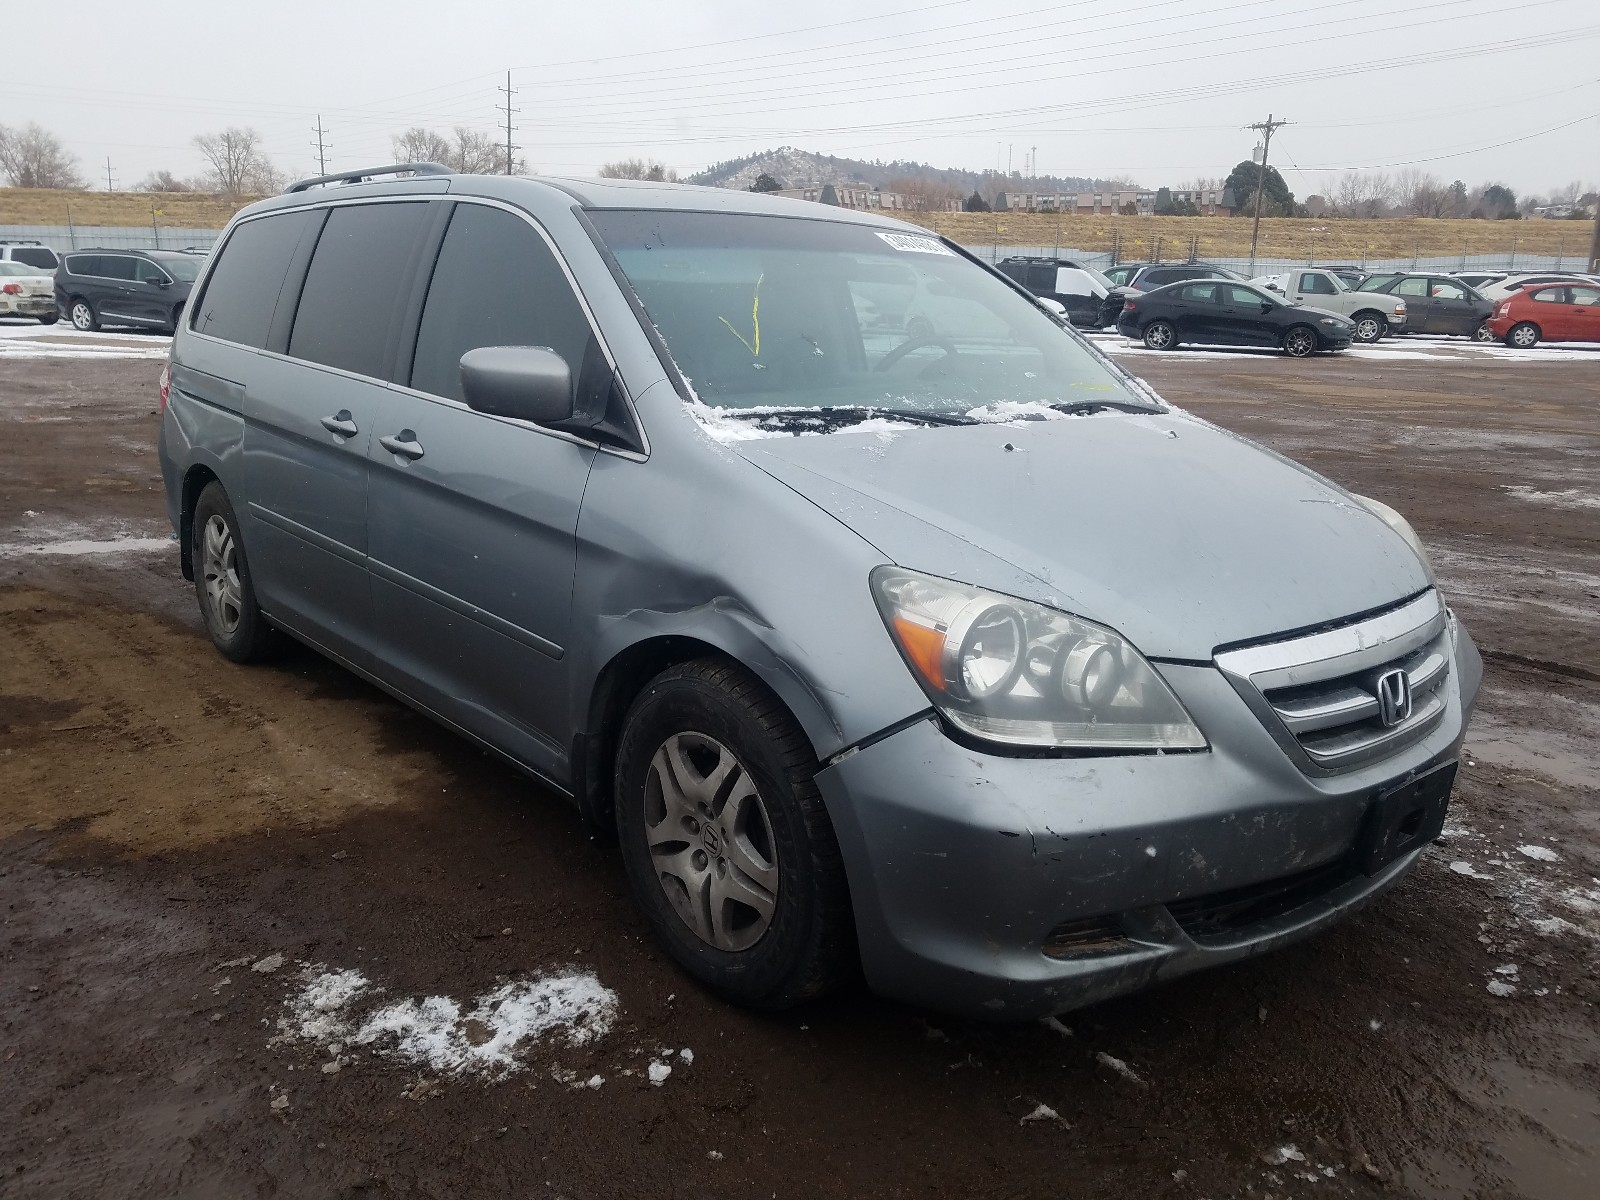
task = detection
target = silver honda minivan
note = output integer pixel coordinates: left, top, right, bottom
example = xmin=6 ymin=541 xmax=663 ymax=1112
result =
xmin=158 ymin=165 xmax=1480 ymax=1019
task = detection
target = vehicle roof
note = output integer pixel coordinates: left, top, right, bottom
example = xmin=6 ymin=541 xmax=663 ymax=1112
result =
xmin=238 ymin=170 xmax=929 ymax=234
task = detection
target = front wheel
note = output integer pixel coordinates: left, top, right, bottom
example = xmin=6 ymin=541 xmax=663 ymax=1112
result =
xmin=69 ymin=298 xmax=98 ymax=332
xmin=1473 ymin=321 xmax=1494 ymax=343
xmin=191 ymin=482 xmax=278 ymax=663
xmin=1283 ymin=326 xmax=1318 ymax=357
xmin=1352 ymin=312 xmax=1385 ymax=343
xmin=1505 ymin=322 xmax=1540 ymax=349
xmin=1142 ymin=320 xmax=1176 ymax=350
xmin=615 ymin=659 xmax=853 ymax=1009
xmin=37 ymin=313 xmax=59 ymax=325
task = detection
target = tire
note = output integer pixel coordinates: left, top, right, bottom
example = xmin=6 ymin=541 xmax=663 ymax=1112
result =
xmin=1473 ymin=321 xmax=1494 ymax=343
xmin=37 ymin=313 xmax=59 ymax=325
xmin=1283 ymin=325 xmax=1318 ymax=357
xmin=1142 ymin=320 xmax=1176 ymax=350
xmin=906 ymin=315 xmax=933 ymax=339
xmin=191 ymin=482 xmax=278 ymax=663
xmin=1352 ymin=312 xmax=1385 ymax=343
xmin=1505 ymin=322 xmax=1540 ymax=349
xmin=614 ymin=658 xmax=853 ymax=1009
xmin=69 ymin=298 xmax=98 ymax=332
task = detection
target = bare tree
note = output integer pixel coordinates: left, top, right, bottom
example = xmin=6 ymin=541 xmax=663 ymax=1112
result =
xmin=598 ymin=158 xmax=678 ymax=182
xmin=392 ymin=126 xmax=524 ymax=175
xmin=136 ymin=169 xmax=192 ymax=193
xmin=1332 ymin=171 xmax=1391 ymax=218
xmin=0 ymin=122 xmax=86 ymax=189
xmin=1549 ymin=180 xmax=1584 ymax=208
xmin=193 ymin=128 xmax=281 ymax=197
xmin=1179 ymin=176 xmax=1223 ymax=194
xmin=886 ymin=176 xmax=963 ymax=212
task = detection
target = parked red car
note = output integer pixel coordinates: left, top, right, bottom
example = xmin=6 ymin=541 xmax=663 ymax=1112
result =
xmin=1485 ymin=282 xmax=1600 ymax=348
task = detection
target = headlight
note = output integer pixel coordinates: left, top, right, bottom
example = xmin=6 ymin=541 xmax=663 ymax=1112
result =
xmin=1353 ymin=494 xmax=1433 ymax=576
xmin=871 ymin=568 xmax=1206 ymax=751
xmin=1319 ymin=317 xmax=1341 ymax=327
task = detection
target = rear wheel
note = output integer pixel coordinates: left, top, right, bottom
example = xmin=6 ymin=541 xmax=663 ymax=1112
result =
xmin=1142 ymin=320 xmax=1176 ymax=351
xmin=615 ymin=658 xmax=853 ymax=1009
xmin=1352 ymin=312 xmax=1385 ymax=343
xmin=37 ymin=313 xmax=58 ymax=325
xmin=1505 ymin=322 xmax=1540 ymax=349
xmin=69 ymin=298 xmax=98 ymax=332
xmin=1283 ymin=326 xmax=1318 ymax=357
xmin=191 ymin=482 xmax=278 ymax=663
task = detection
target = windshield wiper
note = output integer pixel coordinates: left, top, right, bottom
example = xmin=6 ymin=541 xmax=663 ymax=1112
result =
xmin=719 ymin=405 xmax=980 ymax=428
xmin=1048 ymin=399 xmax=1162 ymax=416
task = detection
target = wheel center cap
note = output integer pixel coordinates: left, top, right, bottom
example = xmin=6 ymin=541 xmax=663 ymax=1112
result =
xmin=700 ymin=825 xmax=722 ymax=856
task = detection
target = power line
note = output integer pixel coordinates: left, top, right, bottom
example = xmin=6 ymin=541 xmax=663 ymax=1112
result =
xmin=498 ymin=71 xmax=519 ymax=175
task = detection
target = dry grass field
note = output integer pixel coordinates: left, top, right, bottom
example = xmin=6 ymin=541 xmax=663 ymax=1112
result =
xmin=2 ymin=187 xmax=1592 ymax=264
xmin=906 ymin=210 xmax=1594 ymax=261
xmin=0 ymin=188 xmax=264 ymax=228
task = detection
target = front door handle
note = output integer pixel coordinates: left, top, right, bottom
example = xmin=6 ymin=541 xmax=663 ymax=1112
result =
xmin=379 ymin=430 xmax=425 ymax=461
xmin=320 ymin=411 xmax=359 ymax=438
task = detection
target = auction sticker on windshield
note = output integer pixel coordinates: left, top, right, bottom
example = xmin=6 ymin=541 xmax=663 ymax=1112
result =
xmin=876 ymin=232 xmax=955 ymax=256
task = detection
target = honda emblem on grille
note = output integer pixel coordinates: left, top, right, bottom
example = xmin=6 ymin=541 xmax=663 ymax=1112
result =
xmin=1376 ymin=669 xmax=1413 ymax=727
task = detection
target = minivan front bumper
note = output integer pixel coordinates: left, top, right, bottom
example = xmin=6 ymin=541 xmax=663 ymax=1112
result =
xmin=815 ymin=619 xmax=1480 ymax=1020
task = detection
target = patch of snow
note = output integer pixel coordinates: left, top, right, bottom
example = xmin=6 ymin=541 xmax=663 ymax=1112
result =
xmin=1094 ymin=1051 xmax=1145 ymax=1086
xmin=1040 ymin=1015 xmax=1073 ymax=1039
xmin=277 ymin=965 xmax=618 ymax=1077
xmin=1503 ymin=486 xmax=1600 ymax=512
xmin=1487 ymin=980 xmax=1517 ymax=997
xmin=647 ymin=1060 xmax=672 ymax=1086
xmin=1449 ymin=861 xmax=1492 ymax=879
xmin=252 ymin=953 xmax=286 ymax=974
xmin=0 ymin=535 xmax=172 ymax=558
xmin=677 ymin=1048 xmax=694 ymax=1064
xmin=1262 ymin=1144 xmax=1307 ymax=1166
xmin=1516 ymin=843 xmax=1561 ymax=862
xmin=1019 ymin=1103 xmax=1063 ymax=1125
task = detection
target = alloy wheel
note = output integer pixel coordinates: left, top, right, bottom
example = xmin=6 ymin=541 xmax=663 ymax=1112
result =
xmin=1143 ymin=322 xmax=1173 ymax=350
xmin=201 ymin=514 xmax=243 ymax=635
xmin=1473 ymin=322 xmax=1494 ymax=343
xmin=71 ymin=301 xmax=94 ymax=331
xmin=643 ymin=731 xmax=779 ymax=952
xmin=1285 ymin=329 xmax=1316 ymax=357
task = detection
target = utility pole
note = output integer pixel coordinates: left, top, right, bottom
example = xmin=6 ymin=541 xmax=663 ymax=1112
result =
xmin=1243 ymin=114 xmax=1290 ymax=270
xmin=104 ymin=157 xmax=116 ymax=192
xmin=312 ymin=115 xmax=330 ymax=175
xmin=1589 ymin=201 xmax=1600 ymax=273
xmin=499 ymin=70 xmax=520 ymax=176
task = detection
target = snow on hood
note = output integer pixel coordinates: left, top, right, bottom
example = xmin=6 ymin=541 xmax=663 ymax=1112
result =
xmin=735 ymin=410 xmax=1430 ymax=659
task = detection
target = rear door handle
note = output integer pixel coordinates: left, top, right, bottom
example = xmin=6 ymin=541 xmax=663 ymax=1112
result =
xmin=379 ymin=431 xmax=425 ymax=460
xmin=320 ymin=411 xmax=359 ymax=438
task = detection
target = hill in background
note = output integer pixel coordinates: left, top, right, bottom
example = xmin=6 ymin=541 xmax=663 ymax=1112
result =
xmin=685 ymin=146 xmax=1115 ymax=196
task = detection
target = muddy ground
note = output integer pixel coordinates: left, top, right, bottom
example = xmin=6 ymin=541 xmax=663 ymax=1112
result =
xmin=2 ymin=331 xmax=1597 ymax=1199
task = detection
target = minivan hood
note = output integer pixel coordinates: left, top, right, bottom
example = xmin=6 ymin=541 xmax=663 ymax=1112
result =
xmin=739 ymin=411 xmax=1428 ymax=659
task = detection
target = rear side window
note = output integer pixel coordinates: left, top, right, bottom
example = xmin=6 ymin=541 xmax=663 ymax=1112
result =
xmin=193 ymin=211 xmax=315 ymax=349
xmin=1025 ymin=263 xmax=1055 ymax=291
xmin=11 ymin=247 xmax=57 ymax=269
xmin=1176 ymin=282 xmax=1218 ymax=303
xmin=289 ymin=202 xmax=430 ymax=378
xmin=410 ymin=203 xmax=598 ymax=404
xmin=64 ymin=255 xmax=99 ymax=277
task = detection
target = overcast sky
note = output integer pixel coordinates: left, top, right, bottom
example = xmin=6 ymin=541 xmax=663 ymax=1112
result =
xmin=7 ymin=0 xmax=1598 ymax=195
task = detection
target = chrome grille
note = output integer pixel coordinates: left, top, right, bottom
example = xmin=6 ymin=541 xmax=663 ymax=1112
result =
xmin=1215 ymin=591 xmax=1451 ymax=774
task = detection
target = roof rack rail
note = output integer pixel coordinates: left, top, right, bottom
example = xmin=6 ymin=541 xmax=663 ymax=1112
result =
xmin=285 ymin=162 xmax=452 ymax=194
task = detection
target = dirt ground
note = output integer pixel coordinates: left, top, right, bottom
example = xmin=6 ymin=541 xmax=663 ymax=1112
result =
xmin=2 ymin=329 xmax=1597 ymax=1199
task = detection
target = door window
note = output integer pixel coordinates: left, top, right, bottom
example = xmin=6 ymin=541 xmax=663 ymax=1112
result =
xmin=410 ymin=203 xmax=599 ymax=405
xmin=1175 ymin=282 xmax=1219 ymax=303
xmin=134 ymin=258 xmax=170 ymax=285
xmin=97 ymin=256 xmax=138 ymax=281
xmin=1428 ymin=280 xmax=1467 ymax=299
xmin=1225 ymin=285 xmax=1267 ymax=306
xmin=1394 ymin=277 xmax=1429 ymax=297
xmin=1298 ymin=272 xmax=1337 ymax=295
xmin=193 ymin=210 xmax=317 ymax=348
xmin=1528 ymin=288 xmax=1565 ymax=304
xmin=289 ymin=202 xmax=431 ymax=379
xmin=1569 ymin=286 xmax=1600 ymax=305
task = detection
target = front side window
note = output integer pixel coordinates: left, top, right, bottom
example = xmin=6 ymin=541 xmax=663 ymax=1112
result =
xmin=1226 ymin=285 xmax=1268 ymax=306
xmin=410 ymin=203 xmax=599 ymax=405
xmin=1429 ymin=280 xmax=1467 ymax=299
xmin=1569 ymin=285 xmax=1600 ymax=306
xmin=152 ymin=254 xmax=203 ymax=283
xmin=134 ymin=258 xmax=169 ymax=285
xmin=1299 ymin=272 xmax=1338 ymax=295
xmin=193 ymin=210 xmax=315 ymax=349
xmin=289 ymin=202 xmax=430 ymax=378
xmin=587 ymin=210 xmax=1153 ymax=418
xmin=1528 ymin=288 xmax=1564 ymax=304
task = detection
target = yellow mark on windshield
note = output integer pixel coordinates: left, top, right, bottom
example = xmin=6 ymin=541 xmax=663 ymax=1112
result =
xmin=718 ymin=273 xmax=764 ymax=357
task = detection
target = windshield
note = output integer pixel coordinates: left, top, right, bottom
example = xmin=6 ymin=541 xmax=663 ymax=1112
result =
xmin=150 ymin=254 xmax=203 ymax=282
xmin=589 ymin=211 xmax=1154 ymax=419
xmin=1102 ymin=265 xmax=1137 ymax=287
xmin=1356 ymin=275 xmax=1399 ymax=292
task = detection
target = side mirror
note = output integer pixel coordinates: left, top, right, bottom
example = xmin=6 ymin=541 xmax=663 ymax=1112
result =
xmin=149 ymin=276 xmax=171 ymax=288
xmin=460 ymin=345 xmax=573 ymax=425
xmin=1261 ymin=302 xmax=1273 ymax=314
xmin=1038 ymin=297 xmax=1068 ymax=319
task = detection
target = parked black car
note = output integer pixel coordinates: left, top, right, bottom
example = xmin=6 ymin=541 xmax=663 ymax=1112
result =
xmin=1353 ymin=273 xmax=1495 ymax=338
xmin=996 ymin=255 xmax=1113 ymax=328
xmin=1098 ymin=262 xmax=1247 ymax=327
xmin=54 ymin=248 xmax=204 ymax=333
xmin=1117 ymin=279 xmax=1353 ymax=356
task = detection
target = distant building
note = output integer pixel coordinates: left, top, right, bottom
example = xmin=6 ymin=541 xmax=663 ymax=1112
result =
xmin=771 ymin=182 xmax=959 ymax=212
xmin=1169 ymin=188 xmax=1236 ymax=217
xmin=995 ymin=190 xmax=1158 ymax=215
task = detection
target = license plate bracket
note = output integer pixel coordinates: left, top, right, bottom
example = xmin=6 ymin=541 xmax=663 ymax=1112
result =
xmin=1359 ymin=760 xmax=1457 ymax=876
